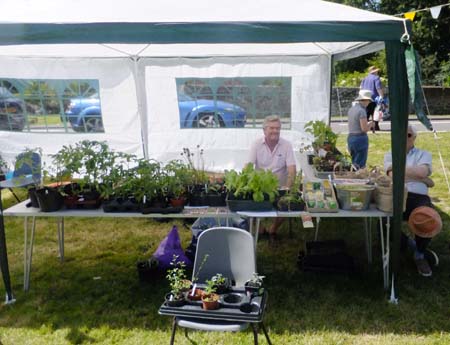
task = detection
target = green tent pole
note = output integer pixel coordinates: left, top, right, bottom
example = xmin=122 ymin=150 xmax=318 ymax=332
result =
xmin=385 ymin=40 xmax=410 ymax=298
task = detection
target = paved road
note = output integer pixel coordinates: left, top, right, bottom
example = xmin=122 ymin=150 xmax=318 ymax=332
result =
xmin=331 ymin=118 xmax=450 ymax=134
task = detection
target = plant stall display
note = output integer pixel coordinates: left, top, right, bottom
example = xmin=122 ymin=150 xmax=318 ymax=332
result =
xmin=224 ymin=163 xmax=279 ymax=212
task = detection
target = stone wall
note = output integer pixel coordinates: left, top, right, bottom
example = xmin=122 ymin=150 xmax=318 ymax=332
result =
xmin=331 ymin=87 xmax=450 ymax=116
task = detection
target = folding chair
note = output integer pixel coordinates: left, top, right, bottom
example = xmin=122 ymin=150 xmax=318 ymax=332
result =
xmin=169 ymin=226 xmax=272 ymax=345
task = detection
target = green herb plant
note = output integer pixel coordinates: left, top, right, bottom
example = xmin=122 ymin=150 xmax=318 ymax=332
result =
xmin=166 ymin=255 xmax=189 ymax=301
xmin=224 ymin=163 xmax=279 ymax=202
xmin=304 ymin=120 xmax=338 ymax=151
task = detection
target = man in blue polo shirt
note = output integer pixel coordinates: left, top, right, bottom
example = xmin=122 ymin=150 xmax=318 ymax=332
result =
xmin=360 ymin=66 xmax=384 ymax=132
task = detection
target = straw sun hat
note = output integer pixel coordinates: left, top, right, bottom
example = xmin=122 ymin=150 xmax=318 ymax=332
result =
xmin=368 ymin=66 xmax=380 ymax=73
xmin=408 ymin=206 xmax=442 ymax=238
xmin=355 ymin=89 xmax=373 ymax=101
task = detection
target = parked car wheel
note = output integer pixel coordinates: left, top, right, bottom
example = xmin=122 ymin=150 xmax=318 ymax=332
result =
xmin=83 ymin=116 xmax=104 ymax=133
xmin=194 ymin=113 xmax=224 ymax=128
xmin=0 ymin=86 xmax=26 ymax=131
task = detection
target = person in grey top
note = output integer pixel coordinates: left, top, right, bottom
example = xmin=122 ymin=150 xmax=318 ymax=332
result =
xmin=347 ymin=89 xmax=373 ymax=169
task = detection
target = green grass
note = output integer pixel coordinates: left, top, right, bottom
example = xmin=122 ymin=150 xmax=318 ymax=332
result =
xmin=1 ymin=132 xmax=450 ymax=344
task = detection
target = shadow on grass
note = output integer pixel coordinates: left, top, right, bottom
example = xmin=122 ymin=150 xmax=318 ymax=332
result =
xmin=0 ymin=213 xmax=449 ymax=341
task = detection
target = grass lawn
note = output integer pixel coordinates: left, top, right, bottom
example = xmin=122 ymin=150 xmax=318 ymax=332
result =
xmin=1 ymin=131 xmax=449 ymax=344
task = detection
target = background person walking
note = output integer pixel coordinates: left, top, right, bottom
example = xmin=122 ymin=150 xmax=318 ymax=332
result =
xmin=360 ymin=66 xmax=384 ymax=132
xmin=347 ymin=90 xmax=373 ymax=169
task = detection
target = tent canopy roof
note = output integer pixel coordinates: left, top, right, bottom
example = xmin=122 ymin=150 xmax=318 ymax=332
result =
xmin=0 ymin=0 xmax=408 ymax=48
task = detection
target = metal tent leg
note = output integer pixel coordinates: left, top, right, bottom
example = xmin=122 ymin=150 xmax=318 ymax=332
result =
xmin=314 ymin=217 xmax=321 ymax=240
xmin=24 ymin=216 xmax=36 ymax=291
xmin=364 ymin=217 xmax=373 ymax=264
xmin=57 ymin=217 xmax=65 ymax=262
xmin=379 ymin=216 xmax=390 ymax=290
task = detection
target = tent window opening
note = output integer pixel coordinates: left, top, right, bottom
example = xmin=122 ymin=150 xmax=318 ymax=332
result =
xmin=0 ymin=79 xmax=103 ymax=134
xmin=176 ymin=77 xmax=291 ymax=129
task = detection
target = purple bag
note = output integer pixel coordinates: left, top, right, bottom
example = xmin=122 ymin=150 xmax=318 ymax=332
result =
xmin=153 ymin=225 xmax=192 ymax=269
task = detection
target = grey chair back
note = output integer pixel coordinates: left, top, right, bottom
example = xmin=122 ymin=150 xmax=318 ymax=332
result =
xmin=13 ymin=152 xmax=42 ymax=184
xmin=192 ymin=227 xmax=255 ymax=287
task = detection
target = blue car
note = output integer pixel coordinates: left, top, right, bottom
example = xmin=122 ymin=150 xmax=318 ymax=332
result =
xmin=178 ymin=94 xmax=246 ymax=128
xmin=0 ymin=86 xmax=26 ymax=131
xmin=65 ymin=93 xmax=104 ymax=133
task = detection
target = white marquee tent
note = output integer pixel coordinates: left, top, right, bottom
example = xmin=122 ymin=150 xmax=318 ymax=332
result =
xmin=0 ymin=0 xmax=413 ymax=303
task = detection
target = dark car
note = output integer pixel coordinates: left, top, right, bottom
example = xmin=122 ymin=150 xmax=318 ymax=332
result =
xmin=0 ymin=86 xmax=26 ymax=131
xmin=65 ymin=93 xmax=104 ymax=133
xmin=178 ymin=94 xmax=247 ymax=128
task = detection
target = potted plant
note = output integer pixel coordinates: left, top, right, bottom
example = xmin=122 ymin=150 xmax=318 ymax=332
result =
xmin=187 ymin=254 xmax=209 ymax=301
xmin=244 ymin=272 xmax=265 ymax=296
xmin=224 ymin=163 xmax=278 ymax=212
xmin=206 ymin=178 xmax=227 ymax=207
xmin=101 ymin=152 xmax=139 ymax=212
xmin=163 ymin=160 xmax=191 ymax=208
xmin=277 ymin=173 xmax=305 ymax=212
xmin=165 ymin=255 xmax=190 ymax=307
xmin=181 ymin=146 xmax=209 ymax=206
xmin=304 ymin=120 xmax=338 ymax=153
xmin=201 ymin=277 xmax=220 ymax=310
xmin=210 ymin=273 xmax=231 ymax=294
xmin=52 ymin=140 xmax=117 ymax=209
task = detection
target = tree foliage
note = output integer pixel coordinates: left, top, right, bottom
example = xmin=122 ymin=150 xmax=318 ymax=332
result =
xmin=331 ymin=0 xmax=450 ymax=86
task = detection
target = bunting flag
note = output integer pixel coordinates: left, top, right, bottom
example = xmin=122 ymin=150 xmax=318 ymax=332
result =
xmin=404 ymin=11 xmax=416 ymax=21
xmin=430 ymin=5 xmax=443 ymax=19
xmin=397 ymin=3 xmax=449 ymax=20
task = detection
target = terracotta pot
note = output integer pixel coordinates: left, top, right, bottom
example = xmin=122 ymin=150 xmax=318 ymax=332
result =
xmin=187 ymin=288 xmax=204 ymax=301
xmin=170 ymin=197 xmax=186 ymax=208
xmin=201 ymin=293 xmax=220 ymax=310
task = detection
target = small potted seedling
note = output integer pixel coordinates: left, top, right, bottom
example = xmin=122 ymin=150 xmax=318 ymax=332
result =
xmin=211 ymin=273 xmax=230 ymax=294
xmin=187 ymin=254 xmax=209 ymax=301
xmin=244 ymin=272 xmax=265 ymax=296
xmin=201 ymin=277 xmax=220 ymax=310
xmin=165 ymin=255 xmax=189 ymax=307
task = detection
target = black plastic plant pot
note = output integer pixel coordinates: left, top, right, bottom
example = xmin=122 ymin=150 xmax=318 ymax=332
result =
xmin=36 ymin=187 xmax=64 ymax=212
xmin=165 ymin=293 xmax=186 ymax=307
xmin=28 ymin=187 xmax=40 ymax=208
xmin=136 ymin=260 xmax=164 ymax=283
xmin=207 ymin=194 xmax=226 ymax=207
xmin=244 ymin=282 xmax=264 ymax=296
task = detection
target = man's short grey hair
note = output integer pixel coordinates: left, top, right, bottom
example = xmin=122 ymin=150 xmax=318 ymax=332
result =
xmin=263 ymin=115 xmax=281 ymax=128
xmin=408 ymin=124 xmax=417 ymax=137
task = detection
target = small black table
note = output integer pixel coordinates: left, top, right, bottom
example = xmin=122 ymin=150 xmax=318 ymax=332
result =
xmin=159 ymin=288 xmax=272 ymax=344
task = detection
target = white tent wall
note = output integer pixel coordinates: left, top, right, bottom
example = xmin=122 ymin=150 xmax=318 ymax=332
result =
xmin=0 ymin=56 xmax=143 ymax=166
xmin=143 ymin=55 xmax=329 ymax=171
